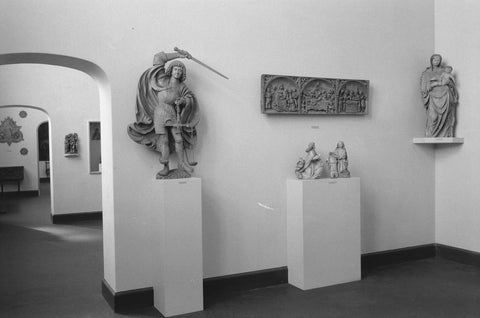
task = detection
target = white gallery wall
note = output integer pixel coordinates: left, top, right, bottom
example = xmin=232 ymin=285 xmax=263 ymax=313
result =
xmin=434 ymin=0 xmax=480 ymax=252
xmin=0 ymin=65 xmax=102 ymax=215
xmin=0 ymin=0 xmax=437 ymax=292
xmin=0 ymin=106 xmax=48 ymax=192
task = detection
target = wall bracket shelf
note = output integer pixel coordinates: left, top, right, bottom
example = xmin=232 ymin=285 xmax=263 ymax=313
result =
xmin=413 ymin=137 xmax=464 ymax=144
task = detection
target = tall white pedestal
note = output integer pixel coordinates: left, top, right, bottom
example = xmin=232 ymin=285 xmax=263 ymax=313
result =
xmin=151 ymin=178 xmax=203 ymax=317
xmin=287 ymin=178 xmax=361 ymax=290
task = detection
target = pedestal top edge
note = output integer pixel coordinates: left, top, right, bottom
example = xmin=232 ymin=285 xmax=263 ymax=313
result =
xmin=154 ymin=177 xmax=202 ymax=183
xmin=287 ymin=177 xmax=360 ymax=183
xmin=413 ymin=137 xmax=464 ymax=144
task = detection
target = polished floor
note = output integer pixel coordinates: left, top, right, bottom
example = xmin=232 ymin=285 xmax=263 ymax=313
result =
xmin=1 ymin=183 xmax=479 ymax=317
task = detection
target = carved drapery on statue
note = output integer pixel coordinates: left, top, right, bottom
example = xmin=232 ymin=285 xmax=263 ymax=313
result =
xmin=127 ymin=51 xmax=200 ymax=179
xmin=328 ymin=141 xmax=350 ymax=178
xmin=420 ymin=54 xmax=458 ymax=137
xmin=0 ymin=117 xmax=24 ymax=146
xmin=127 ymin=65 xmax=198 ymax=152
xmin=295 ymin=142 xmax=324 ymax=179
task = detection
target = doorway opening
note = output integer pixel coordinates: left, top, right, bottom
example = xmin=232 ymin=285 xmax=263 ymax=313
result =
xmin=38 ymin=121 xmax=50 ymax=184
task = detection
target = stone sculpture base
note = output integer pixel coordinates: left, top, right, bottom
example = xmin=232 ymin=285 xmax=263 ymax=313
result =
xmin=287 ymin=178 xmax=361 ymax=290
xmin=152 ymin=178 xmax=203 ymax=317
xmin=156 ymin=168 xmax=191 ymax=180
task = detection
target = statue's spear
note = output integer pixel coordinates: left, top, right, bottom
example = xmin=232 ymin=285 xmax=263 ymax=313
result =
xmin=174 ymin=47 xmax=229 ymax=80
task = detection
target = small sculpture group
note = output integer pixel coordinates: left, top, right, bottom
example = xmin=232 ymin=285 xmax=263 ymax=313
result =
xmin=295 ymin=141 xmax=350 ymax=179
xmin=64 ymin=133 xmax=79 ymax=155
xmin=420 ymin=54 xmax=458 ymax=137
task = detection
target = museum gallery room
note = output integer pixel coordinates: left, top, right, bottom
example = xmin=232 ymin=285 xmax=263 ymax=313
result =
xmin=1 ymin=0 xmax=479 ymax=317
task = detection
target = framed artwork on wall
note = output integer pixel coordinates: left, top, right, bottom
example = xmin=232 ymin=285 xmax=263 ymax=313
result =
xmin=88 ymin=121 xmax=101 ymax=173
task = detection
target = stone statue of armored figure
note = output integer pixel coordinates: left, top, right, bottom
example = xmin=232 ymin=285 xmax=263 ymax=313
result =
xmin=295 ymin=142 xmax=324 ymax=179
xmin=328 ymin=141 xmax=350 ymax=178
xmin=127 ymin=48 xmax=200 ymax=179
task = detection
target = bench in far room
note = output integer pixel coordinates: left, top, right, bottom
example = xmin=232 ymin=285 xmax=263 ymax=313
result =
xmin=0 ymin=166 xmax=24 ymax=193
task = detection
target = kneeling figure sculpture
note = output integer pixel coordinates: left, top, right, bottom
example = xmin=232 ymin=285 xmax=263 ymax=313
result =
xmin=295 ymin=142 xmax=324 ymax=179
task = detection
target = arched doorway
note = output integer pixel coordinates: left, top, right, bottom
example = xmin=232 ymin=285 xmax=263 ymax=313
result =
xmin=0 ymin=53 xmax=112 ymax=222
xmin=37 ymin=121 xmax=50 ymax=183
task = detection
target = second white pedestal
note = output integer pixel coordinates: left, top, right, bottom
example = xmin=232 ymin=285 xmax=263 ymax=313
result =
xmin=151 ymin=177 xmax=203 ymax=317
xmin=287 ymin=178 xmax=361 ymax=290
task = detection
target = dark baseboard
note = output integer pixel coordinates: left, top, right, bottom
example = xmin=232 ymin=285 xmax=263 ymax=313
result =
xmin=39 ymin=178 xmax=50 ymax=183
xmin=1 ymin=190 xmax=39 ymax=198
xmin=203 ymin=266 xmax=288 ymax=296
xmin=102 ymin=279 xmax=153 ymax=313
xmin=101 ymin=267 xmax=287 ymax=312
xmin=361 ymin=244 xmax=436 ymax=276
xmin=102 ymin=244 xmax=480 ymax=312
xmin=436 ymin=244 xmax=480 ymax=267
xmin=51 ymin=211 xmax=102 ymax=224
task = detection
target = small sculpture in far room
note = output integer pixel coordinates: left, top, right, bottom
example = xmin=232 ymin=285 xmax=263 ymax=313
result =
xmin=295 ymin=142 xmax=324 ymax=179
xmin=64 ymin=133 xmax=79 ymax=155
xmin=328 ymin=141 xmax=350 ymax=178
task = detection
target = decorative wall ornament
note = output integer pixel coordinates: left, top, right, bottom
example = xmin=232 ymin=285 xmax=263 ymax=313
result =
xmin=420 ymin=54 xmax=458 ymax=137
xmin=20 ymin=147 xmax=28 ymax=155
xmin=64 ymin=133 xmax=79 ymax=156
xmin=261 ymin=74 xmax=369 ymax=115
xmin=19 ymin=110 xmax=27 ymax=118
xmin=295 ymin=142 xmax=324 ymax=179
xmin=328 ymin=141 xmax=350 ymax=178
xmin=0 ymin=117 xmax=24 ymax=146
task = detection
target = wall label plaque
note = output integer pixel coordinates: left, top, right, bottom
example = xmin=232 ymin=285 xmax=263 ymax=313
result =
xmin=261 ymin=74 xmax=369 ymax=115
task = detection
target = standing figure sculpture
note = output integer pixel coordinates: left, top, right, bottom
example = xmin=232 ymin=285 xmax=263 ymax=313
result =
xmin=329 ymin=141 xmax=350 ymax=178
xmin=295 ymin=142 xmax=324 ymax=179
xmin=127 ymin=49 xmax=199 ymax=179
xmin=327 ymin=152 xmax=339 ymax=178
xmin=420 ymin=54 xmax=458 ymax=137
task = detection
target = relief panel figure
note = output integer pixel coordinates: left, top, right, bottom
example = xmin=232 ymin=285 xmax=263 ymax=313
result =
xmin=338 ymin=81 xmax=368 ymax=114
xmin=301 ymin=79 xmax=336 ymax=113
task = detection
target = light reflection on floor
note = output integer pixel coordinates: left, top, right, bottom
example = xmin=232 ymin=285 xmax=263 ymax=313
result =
xmin=28 ymin=225 xmax=101 ymax=242
xmin=1 ymin=181 xmax=102 ymax=243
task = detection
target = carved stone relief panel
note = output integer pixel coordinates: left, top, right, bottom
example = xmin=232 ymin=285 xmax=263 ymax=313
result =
xmin=64 ymin=133 xmax=79 ymax=156
xmin=261 ymin=74 xmax=369 ymax=115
